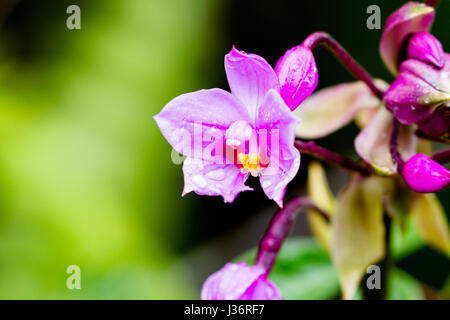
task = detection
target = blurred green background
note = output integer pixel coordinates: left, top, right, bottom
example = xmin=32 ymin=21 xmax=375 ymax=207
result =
xmin=0 ymin=0 xmax=448 ymax=299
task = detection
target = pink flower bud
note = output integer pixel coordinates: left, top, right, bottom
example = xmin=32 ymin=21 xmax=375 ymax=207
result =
xmin=401 ymin=154 xmax=450 ymax=193
xmin=407 ymin=32 xmax=444 ymax=69
xmin=275 ymin=45 xmax=318 ymax=111
xmin=201 ymin=262 xmax=281 ymax=300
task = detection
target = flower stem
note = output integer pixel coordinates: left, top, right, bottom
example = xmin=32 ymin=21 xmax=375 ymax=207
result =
xmin=426 ymin=0 xmax=440 ymax=7
xmin=302 ymin=31 xmax=384 ymax=100
xmin=295 ymin=140 xmax=371 ymax=176
xmin=432 ymin=148 xmax=450 ymax=164
xmin=389 ymin=118 xmax=405 ymax=172
xmin=255 ymin=196 xmax=329 ymax=274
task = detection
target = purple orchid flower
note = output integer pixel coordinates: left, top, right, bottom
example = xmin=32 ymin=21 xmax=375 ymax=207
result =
xmin=201 ymin=262 xmax=282 ymax=300
xmin=401 ymin=154 xmax=450 ymax=193
xmin=154 ymin=47 xmax=312 ymax=207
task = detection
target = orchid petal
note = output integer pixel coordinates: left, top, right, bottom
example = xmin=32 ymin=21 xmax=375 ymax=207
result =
xmin=225 ymin=47 xmax=280 ymax=121
xmin=154 ymin=89 xmax=249 ymax=160
xmin=201 ymin=262 xmax=281 ymax=300
xmin=182 ymin=158 xmax=251 ymax=203
xmin=256 ymin=90 xmax=300 ymax=207
xmin=225 ymin=120 xmax=254 ymax=148
xmin=407 ymin=32 xmax=445 ymax=69
xmin=294 ymin=80 xmax=387 ymax=139
xmin=380 ymin=1 xmax=434 ymax=75
xmin=401 ymin=154 xmax=450 ymax=193
xmin=275 ymin=45 xmax=318 ymax=110
xmin=355 ymin=108 xmax=417 ymax=176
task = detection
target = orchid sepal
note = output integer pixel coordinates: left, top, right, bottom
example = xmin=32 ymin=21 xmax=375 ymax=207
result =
xmin=380 ymin=1 xmax=435 ymax=75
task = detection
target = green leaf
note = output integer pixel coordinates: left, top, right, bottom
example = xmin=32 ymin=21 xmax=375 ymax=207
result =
xmin=235 ymin=238 xmax=340 ymax=300
xmin=390 ymin=215 xmax=424 ymax=261
xmin=387 ymin=268 xmax=425 ymax=300
xmin=294 ymin=80 xmax=386 ymax=139
xmin=331 ymin=176 xmax=386 ymax=300
xmin=352 ymin=268 xmax=424 ymax=300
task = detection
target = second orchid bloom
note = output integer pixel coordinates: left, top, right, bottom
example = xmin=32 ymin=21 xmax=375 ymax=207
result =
xmin=154 ymin=46 xmax=317 ymax=206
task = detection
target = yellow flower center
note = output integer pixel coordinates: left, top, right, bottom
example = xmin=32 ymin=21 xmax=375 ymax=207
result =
xmin=238 ymin=153 xmax=262 ymax=177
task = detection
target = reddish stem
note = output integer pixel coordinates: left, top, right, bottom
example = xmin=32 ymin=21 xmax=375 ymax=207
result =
xmin=390 ymin=118 xmax=405 ymax=171
xmin=295 ymin=140 xmax=371 ymax=176
xmin=432 ymin=149 xmax=450 ymax=164
xmin=255 ymin=196 xmax=329 ymax=274
xmin=302 ymin=32 xmax=384 ymax=100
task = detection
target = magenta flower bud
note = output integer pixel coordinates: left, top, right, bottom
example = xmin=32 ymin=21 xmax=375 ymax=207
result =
xmin=380 ymin=2 xmax=434 ymax=75
xmin=275 ymin=45 xmax=318 ymax=111
xmin=407 ymin=32 xmax=445 ymax=69
xmin=401 ymin=154 xmax=450 ymax=193
xmin=384 ymin=54 xmax=450 ymax=125
xmin=201 ymin=262 xmax=282 ymax=300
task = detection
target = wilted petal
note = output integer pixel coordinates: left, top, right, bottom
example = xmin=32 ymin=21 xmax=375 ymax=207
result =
xmin=154 ymin=89 xmax=250 ymax=160
xmin=331 ymin=176 xmax=386 ymax=300
xmin=256 ymin=90 xmax=300 ymax=207
xmin=275 ymin=45 xmax=318 ymax=110
xmin=383 ymin=58 xmax=450 ymax=125
xmin=380 ymin=1 xmax=434 ymax=74
xmin=401 ymin=154 xmax=450 ymax=193
xmin=355 ymin=108 xmax=417 ymax=175
xmin=407 ymin=32 xmax=444 ymax=68
xmin=225 ymin=47 xmax=280 ymax=121
xmin=201 ymin=262 xmax=282 ymax=300
xmin=411 ymin=194 xmax=450 ymax=255
xmin=355 ymin=107 xmax=379 ymax=128
xmin=182 ymin=158 xmax=251 ymax=203
xmin=294 ymin=80 xmax=387 ymax=139
xmin=306 ymin=161 xmax=336 ymax=251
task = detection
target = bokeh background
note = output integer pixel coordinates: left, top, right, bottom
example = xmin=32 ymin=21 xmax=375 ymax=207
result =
xmin=0 ymin=0 xmax=448 ymax=299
